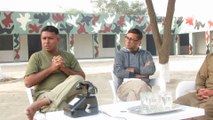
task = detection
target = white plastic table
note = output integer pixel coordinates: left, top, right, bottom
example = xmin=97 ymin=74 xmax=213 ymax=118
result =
xmin=45 ymin=101 xmax=204 ymax=120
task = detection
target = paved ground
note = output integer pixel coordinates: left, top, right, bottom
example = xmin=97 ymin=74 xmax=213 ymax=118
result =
xmin=0 ymin=55 xmax=206 ymax=120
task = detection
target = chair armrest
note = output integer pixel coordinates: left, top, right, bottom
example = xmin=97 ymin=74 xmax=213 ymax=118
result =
xmin=175 ymin=81 xmax=195 ymax=99
xmin=26 ymin=87 xmax=34 ymax=104
xmin=149 ymin=78 xmax=157 ymax=86
xmin=109 ymin=80 xmax=120 ymax=103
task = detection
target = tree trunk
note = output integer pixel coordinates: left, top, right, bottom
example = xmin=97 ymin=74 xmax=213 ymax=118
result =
xmin=145 ymin=0 xmax=176 ymax=89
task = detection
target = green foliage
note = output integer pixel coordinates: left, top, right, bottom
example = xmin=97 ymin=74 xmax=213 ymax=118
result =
xmin=93 ymin=0 xmax=147 ymax=15
xmin=65 ymin=9 xmax=87 ymax=14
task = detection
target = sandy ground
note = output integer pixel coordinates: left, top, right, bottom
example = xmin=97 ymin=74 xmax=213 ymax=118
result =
xmin=0 ymin=55 xmax=206 ymax=120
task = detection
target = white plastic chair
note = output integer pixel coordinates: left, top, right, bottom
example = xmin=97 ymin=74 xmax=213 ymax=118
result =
xmin=26 ymin=87 xmax=34 ymax=104
xmin=109 ymin=80 xmax=120 ymax=103
xmin=175 ymin=81 xmax=195 ymax=99
xmin=110 ymin=71 xmax=160 ymax=103
xmin=26 ymin=87 xmax=46 ymax=120
xmin=109 ymin=71 xmax=121 ymax=103
xmin=149 ymin=78 xmax=158 ymax=87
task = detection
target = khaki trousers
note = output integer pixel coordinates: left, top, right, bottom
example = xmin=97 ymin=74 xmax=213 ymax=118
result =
xmin=117 ymin=80 xmax=151 ymax=101
xmin=37 ymin=75 xmax=84 ymax=112
xmin=174 ymin=92 xmax=213 ymax=120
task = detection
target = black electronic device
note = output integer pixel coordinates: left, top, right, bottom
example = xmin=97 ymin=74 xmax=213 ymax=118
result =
xmin=63 ymin=81 xmax=99 ymax=118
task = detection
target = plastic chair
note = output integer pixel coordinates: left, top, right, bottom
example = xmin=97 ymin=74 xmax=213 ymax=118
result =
xmin=26 ymin=87 xmax=34 ymax=104
xmin=26 ymin=87 xmax=46 ymax=120
xmin=109 ymin=80 xmax=120 ymax=103
xmin=109 ymin=71 xmax=121 ymax=103
xmin=175 ymin=81 xmax=195 ymax=99
xmin=110 ymin=71 xmax=160 ymax=103
xmin=149 ymin=78 xmax=158 ymax=87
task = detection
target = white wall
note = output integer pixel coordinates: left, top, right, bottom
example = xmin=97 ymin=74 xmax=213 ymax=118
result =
xmin=98 ymin=35 xmax=115 ymax=58
xmin=141 ymin=36 xmax=147 ymax=50
xmin=120 ymin=35 xmax=125 ymax=48
xmin=0 ymin=35 xmax=29 ymax=62
xmin=19 ymin=35 xmax=28 ymax=61
xmin=193 ymin=32 xmax=206 ymax=54
xmin=74 ymin=34 xmax=93 ymax=59
xmin=0 ymin=51 xmax=14 ymax=62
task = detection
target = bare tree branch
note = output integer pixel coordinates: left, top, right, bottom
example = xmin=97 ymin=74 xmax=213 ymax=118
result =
xmin=146 ymin=0 xmax=176 ymax=64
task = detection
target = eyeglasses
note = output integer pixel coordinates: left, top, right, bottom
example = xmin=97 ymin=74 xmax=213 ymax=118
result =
xmin=125 ymin=36 xmax=139 ymax=42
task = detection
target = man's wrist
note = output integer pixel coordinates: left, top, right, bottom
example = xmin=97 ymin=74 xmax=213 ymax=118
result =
xmin=129 ymin=72 xmax=135 ymax=78
xmin=208 ymin=89 xmax=213 ymax=97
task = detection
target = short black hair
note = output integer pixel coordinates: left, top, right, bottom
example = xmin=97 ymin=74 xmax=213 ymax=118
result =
xmin=41 ymin=25 xmax=59 ymax=35
xmin=127 ymin=28 xmax=143 ymax=40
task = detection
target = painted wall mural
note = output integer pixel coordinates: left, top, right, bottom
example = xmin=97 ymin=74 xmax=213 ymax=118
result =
xmin=0 ymin=11 xmax=149 ymax=35
xmin=1 ymin=11 xmax=213 ymax=62
xmin=13 ymin=33 xmax=20 ymax=60
xmin=205 ymin=31 xmax=210 ymax=54
xmin=1 ymin=11 xmax=213 ymax=35
xmin=69 ymin=34 xmax=75 ymax=54
xmin=173 ymin=16 xmax=213 ymax=34
xmin=92 ymin=34 xmax=99 ymax=58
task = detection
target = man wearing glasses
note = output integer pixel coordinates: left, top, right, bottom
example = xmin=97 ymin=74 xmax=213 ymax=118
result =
xmin=113 ymin=28 xmax=156 ymax=101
